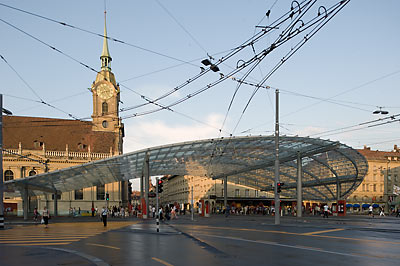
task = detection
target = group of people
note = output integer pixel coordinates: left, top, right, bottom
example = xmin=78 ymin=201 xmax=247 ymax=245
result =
xmin=149 ymin=205 xmax=180 ymax=221
xmin=33 ymin=207 xmax=50 ymax=228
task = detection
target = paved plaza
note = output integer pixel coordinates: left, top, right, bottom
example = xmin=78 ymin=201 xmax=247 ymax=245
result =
xmin=0 ymin=214 xmax=399 ymax=265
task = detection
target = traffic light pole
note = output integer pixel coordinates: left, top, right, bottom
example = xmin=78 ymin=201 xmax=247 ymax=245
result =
xmin=274 ymin=89 xmax=280 ymax=225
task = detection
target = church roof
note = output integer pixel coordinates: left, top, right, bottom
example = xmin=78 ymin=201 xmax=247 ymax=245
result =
xmin=3 ymin=116 xmax=117 ymax=153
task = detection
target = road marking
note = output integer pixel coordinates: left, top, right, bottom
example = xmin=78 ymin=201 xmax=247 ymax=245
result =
xmin=10 ymin=242 xmax=72 ymax=246
xmin=0 ymin=221 xmax=138 ymax=246
xmin=152 ymin=257 xmax=174 ymax=266
xmin=302 ymin=228 xmax=344 ymax=235
xmin=86 ymin=243 xmax=120 ymax=250
xmin=196 ymin=234 xmax=396 ymax=261
xmin=177 ymin=224 xmax=400 ymax=245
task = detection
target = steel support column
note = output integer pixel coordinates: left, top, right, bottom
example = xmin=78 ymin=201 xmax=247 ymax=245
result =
xmin=224 ymin=176 xmax=228 ymax=212
xmin=22 ymin=186 xmax=28 ymax=220
xmin=297 ymin=152 xmax=302 ymax=218
xmin=144 ymin=152 xmax=149 ymax=219
xmin=53 ymin=191 xmax=58 ymax=217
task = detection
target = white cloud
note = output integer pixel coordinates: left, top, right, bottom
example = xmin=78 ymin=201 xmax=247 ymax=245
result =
xmin=123 ymin=113 xmax=224 ymax=153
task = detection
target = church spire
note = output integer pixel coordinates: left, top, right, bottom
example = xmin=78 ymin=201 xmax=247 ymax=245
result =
xmin=100 ymin=10 xmax=112 ymax=71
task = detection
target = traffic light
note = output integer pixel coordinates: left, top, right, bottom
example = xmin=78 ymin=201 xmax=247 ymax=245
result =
xmin=105 ymin=193 xmax=109 ymax=201
xmin=277 ymin=182 xmax=284 ymax=193
xmin=158 ymin=180 xmax=163 ymax=193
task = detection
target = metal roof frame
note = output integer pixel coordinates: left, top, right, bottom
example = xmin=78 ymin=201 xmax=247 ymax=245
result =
xmin=4 ymin=135 xmax=368 ymax=201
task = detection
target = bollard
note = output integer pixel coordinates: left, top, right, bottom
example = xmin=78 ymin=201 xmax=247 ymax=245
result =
xmin=156 ymin=218 xmax=159 ymax=233
xmin=0 ymin=214 xmax=4 ymax=229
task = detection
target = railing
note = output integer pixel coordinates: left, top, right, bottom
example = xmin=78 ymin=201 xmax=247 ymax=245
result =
xmin=3 ymin=149 xmax=111 ymax=160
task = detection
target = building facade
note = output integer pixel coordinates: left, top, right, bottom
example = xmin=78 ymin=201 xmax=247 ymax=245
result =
xmin=160 ymin=175 xmax=274 ymax=212
xmin=347 ymin=145 xmax=400 ymax=212
xmin=2 ymin=15 xmax=127 ymax=216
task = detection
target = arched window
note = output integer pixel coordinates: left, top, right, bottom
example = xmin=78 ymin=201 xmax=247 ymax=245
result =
xmin=4 ymin=170 xmax=14 ymax=181
xmin=102 ymin=102 xmax=108 ymax=114
xmin=29 ymin=170 xmax=37 ymax=176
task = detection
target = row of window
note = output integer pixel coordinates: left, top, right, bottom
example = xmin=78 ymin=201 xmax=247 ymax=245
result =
xmin=3 ymin=169 xmax=37 ymax=181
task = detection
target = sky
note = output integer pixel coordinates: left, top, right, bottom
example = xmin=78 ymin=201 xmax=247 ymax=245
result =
xmin=1 ymin=0 xmax=400 ymax=159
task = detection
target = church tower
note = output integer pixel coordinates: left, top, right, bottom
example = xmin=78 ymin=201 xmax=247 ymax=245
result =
xmin=91 ymin=11 xmax=124 ymax=154
xmin=91 ymin=11 xmax=122 ymax=134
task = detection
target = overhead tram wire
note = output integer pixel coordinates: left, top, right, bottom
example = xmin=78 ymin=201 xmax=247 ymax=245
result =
xmin=206 ymin=0 xmax=316 ymax=172
xmin=0 ymin=2 xmax=198 ymax=68
xmin=0 ymin=53 xmax=81 ymax=120
xmin=239 ymin=67 xmax=400 ymax=135
xmin=309 ymin=113 xmax=400 ymax=138
xmin=120 ymin=1 xmax=315 ymax=119
xmin=0 ymin=1 xmax=307 ymax=115
xmin=0 ymin=18 xmax=231 ymax=133
xmin=205 ymin=0 xmax=351 ymax=172
xmin=154 ymin=0 xmax=208 ymax=54
xmin=232 ymin=0 xmax=350 ymax=134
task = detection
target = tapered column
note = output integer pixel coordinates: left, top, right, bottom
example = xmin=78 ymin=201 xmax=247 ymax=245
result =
xmin=297 ymin=152 xmax=302 ymax=218
xmin=22 ymin=186 xmax=28 ymax=220
xmin=144 ymin=152 xmax=150 ymax=219
xmin=53 ymin=191 xmax=58 ymax=217
xmin=224 ymin=176 xmax=228 ymax=210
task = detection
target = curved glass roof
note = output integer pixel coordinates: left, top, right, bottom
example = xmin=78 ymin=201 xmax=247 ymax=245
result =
xmin=5 ymin=135 xmax=368 ymax=201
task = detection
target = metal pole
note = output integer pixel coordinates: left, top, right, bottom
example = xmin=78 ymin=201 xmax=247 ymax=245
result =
xmin=144 ymin=152 xmax=149 ymax=219
xmin=224 ymin=176 xmax=228 ymax=213
xmin=384 ymin=161 xmax=390 ymax=213
xmin=297 ymin=152 xmax=302 ymax=218
xmin=274 ymin=89 xmax=280 ymax=225
xmin=156 ymin=177 xmax=159 ymax=232
xmin=54 ymin=190 xmax=58 ymax=217
xmin=0 ymin=94 xmax=4 ymax=229
xmin=23 ymin=186 xmax=28 ymax=220
xmin=191 ymin=186 xmax=194 ymax=221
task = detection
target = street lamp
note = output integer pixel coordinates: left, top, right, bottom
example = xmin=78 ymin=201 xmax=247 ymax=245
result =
xmin=373 ymin=107 xmax=389 ymax=115
xmin=1 ymin=94 xmax=13 ymax=229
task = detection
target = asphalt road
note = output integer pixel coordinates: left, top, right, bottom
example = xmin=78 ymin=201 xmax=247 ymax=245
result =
xmin=0 ymin=214 xmax=399 ymax=265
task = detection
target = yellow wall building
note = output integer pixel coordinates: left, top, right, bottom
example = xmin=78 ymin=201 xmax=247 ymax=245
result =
xmin=348 ymin=145 xmax=400 ymax=212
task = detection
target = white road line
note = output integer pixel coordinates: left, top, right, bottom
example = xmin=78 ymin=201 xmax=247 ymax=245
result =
xmin=194 ymin=233 xmax=394 ymax=261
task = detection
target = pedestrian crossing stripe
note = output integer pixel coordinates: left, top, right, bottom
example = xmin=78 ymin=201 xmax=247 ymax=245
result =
xmin=0 ymin=221 xmax=137 ymax=246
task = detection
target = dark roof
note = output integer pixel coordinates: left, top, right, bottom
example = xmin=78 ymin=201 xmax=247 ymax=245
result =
xmin=3 ymin=116 xmax=117 ymax=153
xmin=357 ymin=146 xmax=400 ymax=161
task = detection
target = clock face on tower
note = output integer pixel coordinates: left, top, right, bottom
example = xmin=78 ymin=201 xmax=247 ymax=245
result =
xmin=96 ymin=83 xmax=114 ymax=100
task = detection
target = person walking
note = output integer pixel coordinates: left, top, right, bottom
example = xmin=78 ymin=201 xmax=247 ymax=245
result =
xmin=379 ymin=206 xmax=385 ymax=217
xmin=323 ymin=204 xmax=329 ymax=218
xmin=101 ymin=206 xmax=108 ymax=227
xmin=33 ymin=207 xmax=39 ymax=222
xmin=368 ymin=205 xmax=374 ymax=217
xmin=42 ymin=207 xmax=50 ymax=228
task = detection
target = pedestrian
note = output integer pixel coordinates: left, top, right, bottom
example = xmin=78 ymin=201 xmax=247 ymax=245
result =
xmin=379 ymin=207 xmax=385 ymax=217
xmin=91 ymin=206 xmax=95 ymax=217
xmin=33 ymin=207 xmax=39 ymax=222
xmin=396 ymin=208 xmax=400 ymax=218
xmin=323 ymin=204 xmax=329 ymax=218
xmin=159 ymin=207 xmax=164 ymax=221
xmin=42 ymin=206 xmax=50 ymax=228
xmin=152 ymin=206 xmax=156 ymax=218
xmin=101 ymin=206 xmax=108 ymax=226
xmin=368 ymin=205 xmax=374 ymax=217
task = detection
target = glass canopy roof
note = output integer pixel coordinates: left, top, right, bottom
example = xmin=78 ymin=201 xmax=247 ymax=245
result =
xmin=5 ymin=136 xmax=368 ymax=201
